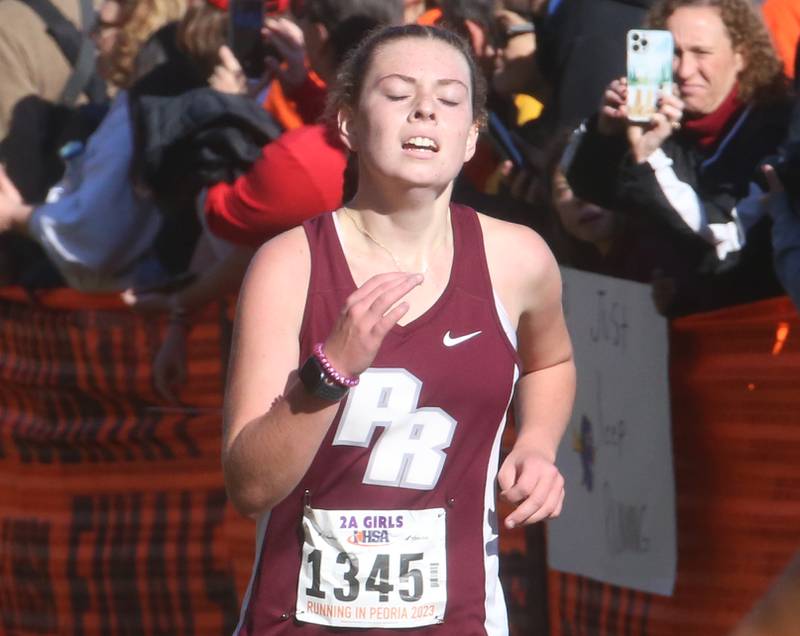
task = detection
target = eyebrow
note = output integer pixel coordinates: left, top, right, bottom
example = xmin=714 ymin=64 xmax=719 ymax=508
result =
xmin=377 ymin=73 xmax=469 ymax=90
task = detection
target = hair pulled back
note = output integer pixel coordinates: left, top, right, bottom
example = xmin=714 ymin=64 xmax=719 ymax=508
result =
xmin=325 ymin=23 xmax=488 ymax=130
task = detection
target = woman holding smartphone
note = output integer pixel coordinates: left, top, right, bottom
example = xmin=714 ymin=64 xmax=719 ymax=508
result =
xmin=565 ymin=0 xmax=791 ymax=314
xmin=222 ymin=24 xmax=574 ymax=634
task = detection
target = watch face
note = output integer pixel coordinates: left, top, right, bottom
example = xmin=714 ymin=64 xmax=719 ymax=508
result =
xmin=300 ymin=355 xmax=349 ymax=401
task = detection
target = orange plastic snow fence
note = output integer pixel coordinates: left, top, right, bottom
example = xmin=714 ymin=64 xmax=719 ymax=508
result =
xmin=1 ymin=288 xmax=798 ymax=635
xmin=0 ymin=288 xmax=539 ymax=635
xmin=549 ymin=295 xmax=800 ymax=636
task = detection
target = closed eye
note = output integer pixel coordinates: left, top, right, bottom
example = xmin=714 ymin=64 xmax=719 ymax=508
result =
xmin=386 ymin=95 xmax=409 ymax=101
xmin=438 ymin=98 xmax=460 ymax=106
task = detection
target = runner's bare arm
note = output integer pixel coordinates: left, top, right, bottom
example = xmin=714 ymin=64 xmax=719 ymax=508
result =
xmin=222 ymin=228 xmax=423 ymax=517
xmin=482 ymin=217 xmax=576 ymax=527
xmin=221 ymin=228 xmax=335 ymax=516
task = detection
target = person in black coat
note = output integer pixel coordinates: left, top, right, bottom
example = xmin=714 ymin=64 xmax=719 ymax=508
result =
xmin=534 ymin=0 xmax=657 ymax=130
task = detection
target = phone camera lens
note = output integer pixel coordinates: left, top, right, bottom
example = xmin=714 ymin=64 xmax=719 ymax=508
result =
xmin=641 ymin=39 xmax=648 ymax=47
xmin=632 ymin=44 xmax=640 ymax=51
xmin=632 ymin=32 xmax=640 ymax=41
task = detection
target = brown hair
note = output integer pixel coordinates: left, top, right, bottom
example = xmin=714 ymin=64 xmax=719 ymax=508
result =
xmin=326 ymin=24 xmax=488 ymax=201
xmin=107 ymin=0 xmax=186 ymax=88
xmin=176 ymin=2 xmax=229 ymax=80
xmin=325 ymin=23 xmax=488 ymax=130
xmin=647 ymin=0 xmax=787 ymax=105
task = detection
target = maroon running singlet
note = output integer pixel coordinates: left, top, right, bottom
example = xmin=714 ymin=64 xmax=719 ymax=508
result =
xmin=234 ymin=204 xmax=521 ymax=635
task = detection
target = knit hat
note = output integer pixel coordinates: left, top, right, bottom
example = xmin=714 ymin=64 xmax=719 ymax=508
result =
xmin=206 ymin=0 xmax=228 ymax=11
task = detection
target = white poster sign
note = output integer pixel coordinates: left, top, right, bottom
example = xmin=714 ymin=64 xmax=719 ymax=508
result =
xmin=546 ymin=268 xmax=677 ymax=596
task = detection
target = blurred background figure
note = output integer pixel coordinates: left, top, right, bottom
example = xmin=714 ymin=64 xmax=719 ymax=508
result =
xmin=203 ymin=0 xmax=404 ymax=246
xmin=0 ymin=0 xmax=281 ymax=294
xmin=0 ymin=0 xmax=186 ymax=288
xmin=123 ymin=0 xmax=404 ymax=401
xmin=404 ymin=0 xmax=429 ymax=23
xmin=543 ymin=131 xmax=683 ymax=283
xmin=533 ymin=0 xmax=657 ymax=131
xmin=729 ymin=552 xmax=800 ymax=636
xmin=427 ymin=0 xmax=545 ymax=229
xmin=763 ymin=82 xmax=800 ymax=312
xmin=0 ymin=0 xmax=107 ymax=201
xmin=761 ymin=0 xmax=800 ymax=81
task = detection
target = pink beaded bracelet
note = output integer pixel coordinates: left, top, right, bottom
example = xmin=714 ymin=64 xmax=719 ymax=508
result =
xmin=313 ymin=343 xmax=360 ymax=388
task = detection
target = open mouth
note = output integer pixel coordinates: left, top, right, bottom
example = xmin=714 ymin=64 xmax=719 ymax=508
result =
xmin=402 ymin=136 xmax=440 ymax=152
xmin=578 ymin=209 xmax=608 ymax=225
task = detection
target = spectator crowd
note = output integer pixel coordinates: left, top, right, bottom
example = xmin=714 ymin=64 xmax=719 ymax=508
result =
xmin=0 ymin=0 xmax=799 ymax=400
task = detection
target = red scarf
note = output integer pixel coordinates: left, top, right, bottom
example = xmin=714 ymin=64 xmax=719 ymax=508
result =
xmin=681 ymin=86 xmax=744 ymax=151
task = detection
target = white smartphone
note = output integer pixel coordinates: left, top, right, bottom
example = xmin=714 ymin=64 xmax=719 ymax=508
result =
xmin=626 ymin=29 xmax=674 ymax=122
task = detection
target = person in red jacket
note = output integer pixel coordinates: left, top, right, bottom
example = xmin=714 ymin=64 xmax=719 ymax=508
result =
xmin=203 ymin=0 xmax=404 ymax=246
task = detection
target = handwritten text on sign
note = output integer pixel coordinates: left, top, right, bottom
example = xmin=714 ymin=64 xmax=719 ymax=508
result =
xmin=548 ymin=268 xmax=677 ymax=596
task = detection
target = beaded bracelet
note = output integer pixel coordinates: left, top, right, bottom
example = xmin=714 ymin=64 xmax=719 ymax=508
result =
xmin=312 ymin=342 xmax=360 ymax=388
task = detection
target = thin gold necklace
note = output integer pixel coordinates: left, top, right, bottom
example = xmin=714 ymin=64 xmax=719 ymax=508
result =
xmin=342 ymin=206 xmax=430 ymax=274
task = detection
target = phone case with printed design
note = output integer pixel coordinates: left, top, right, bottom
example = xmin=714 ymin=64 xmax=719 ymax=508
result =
xmin=626 ymin=29 xmax=674 ymax=122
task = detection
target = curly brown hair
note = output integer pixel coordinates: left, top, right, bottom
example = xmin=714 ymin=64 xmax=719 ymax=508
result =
xmin=106 ymin=0 xmax=186 ymax=88
xmin=647 ymin=0 xmax=787 ymax=105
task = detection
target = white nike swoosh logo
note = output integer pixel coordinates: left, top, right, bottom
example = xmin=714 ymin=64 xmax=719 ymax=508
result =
xmin=443 ymin=330 xmax=482 ymax=347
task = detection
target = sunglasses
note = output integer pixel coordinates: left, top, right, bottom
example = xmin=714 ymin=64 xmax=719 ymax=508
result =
xmin=495 ymin=21 xmax=536 ymax=49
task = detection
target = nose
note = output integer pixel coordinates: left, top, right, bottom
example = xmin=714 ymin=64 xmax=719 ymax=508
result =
xmin=674 ymin=52 xmax=696 ymax=82
xmin=409 ymin=93 xmax=436 ymax=122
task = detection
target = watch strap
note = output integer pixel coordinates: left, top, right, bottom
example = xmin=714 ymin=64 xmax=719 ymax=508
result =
xmin=299 ymin=355 xmax=349 ymax=401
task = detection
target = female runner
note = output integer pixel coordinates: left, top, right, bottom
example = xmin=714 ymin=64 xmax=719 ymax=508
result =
xmin=222 ymin=23 xmax=576 ymax=636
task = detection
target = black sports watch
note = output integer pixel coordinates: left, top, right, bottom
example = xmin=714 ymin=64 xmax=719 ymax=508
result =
xmin=299 ymin=355 xmax=350 ymax=401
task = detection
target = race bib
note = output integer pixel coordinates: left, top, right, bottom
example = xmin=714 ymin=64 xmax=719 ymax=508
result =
xmin=296 ymin=506 xmax=447 ymax=628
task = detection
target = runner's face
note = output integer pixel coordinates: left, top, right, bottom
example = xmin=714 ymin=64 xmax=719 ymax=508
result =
xmin=341 ymin=37 xmax=479 ymax=192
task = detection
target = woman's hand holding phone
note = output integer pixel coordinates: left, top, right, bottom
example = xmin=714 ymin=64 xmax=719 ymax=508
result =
xmin=210 ymin=45 xmax=249 ymax=95
xmin=596 ymin=76 xmax=685 ymax=162
xmin=597 ymin=77 xmax=630 ymax=136
xmin=261 ymin=17 xmax=307 ymax=92
xmin=626 ymin=92 xmax=684 ymax=163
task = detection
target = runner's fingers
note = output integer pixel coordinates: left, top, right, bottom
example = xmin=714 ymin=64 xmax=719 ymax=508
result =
xmin=337 ymin=274 xmax=421 ymax=347
xmin=500 ymin=470 xmax=542 ymax=506
xmin=374 ymin=302 xmax=411 ymax=336
xmin=552 ymin=487 xmax=566 ymax=518
xmin=523 ymin=483 xmax=565 ymax=525
xmin=496 ymin=459 xmax=518 ymax=493
xmin=509 ymin=480 xmax=563 ymax=527
xmin=365 ymin=274 xmax=423 ymax=318
xmin=346 ymin=272 xmax=417 ymax=307
xmin=342 ymin=276 xmax=410 ymax=318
